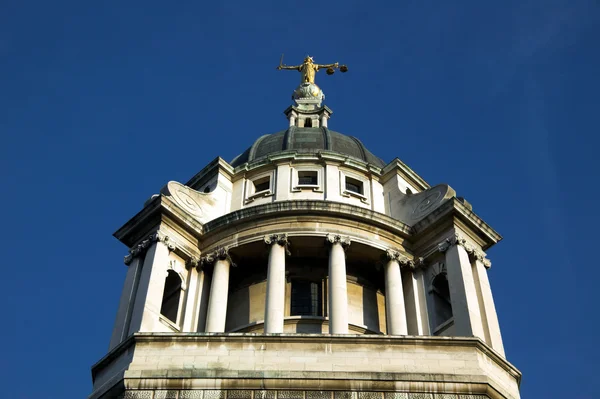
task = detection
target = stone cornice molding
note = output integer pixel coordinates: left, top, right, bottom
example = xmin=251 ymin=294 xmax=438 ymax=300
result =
xmin=325 ymin=233 xmax=351 ymax=249
xmin=437 ymin=233 xmax=492 ymax=269
xmin=201 ymin=247 xmax=236 ymax=268
xmin=123 ymin=231 xmax=175 ymax=265
xmin=264 ymin=234 xmax=291 ymax=255
xmin=384 ymin=249 xmax=416 ymax=270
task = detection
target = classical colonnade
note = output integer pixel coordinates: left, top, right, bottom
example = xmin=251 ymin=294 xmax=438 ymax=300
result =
xmin=115 ymin=229 xmax=503 ymax=358
xmin=201 ymin=233 xmax=418 ymax=335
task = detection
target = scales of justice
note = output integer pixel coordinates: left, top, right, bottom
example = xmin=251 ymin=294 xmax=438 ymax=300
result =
xmin=277 ymin=55 xmax=348 ymax=108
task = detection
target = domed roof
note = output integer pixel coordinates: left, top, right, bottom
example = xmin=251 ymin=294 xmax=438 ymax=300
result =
xmin=231 ymin=127 xmax=386 ymax=168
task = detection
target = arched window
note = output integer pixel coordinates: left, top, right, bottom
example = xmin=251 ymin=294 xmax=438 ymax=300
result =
xmin=431 ymin=273 xmax=453 ymax=328
xmin=160 ymin=270 xmax=182 ymax=324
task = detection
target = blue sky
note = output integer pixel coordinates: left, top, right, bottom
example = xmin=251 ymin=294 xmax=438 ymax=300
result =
xmin=1 ymin=1 xmax=598 ymax=398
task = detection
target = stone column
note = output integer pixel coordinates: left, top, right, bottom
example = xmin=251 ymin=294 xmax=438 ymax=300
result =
xmin=109 ymin=255 xmax=144 ymax=349
xmin=182 ymin=257 xmax=202 ymax=332
xmin=203 ymin=248 xmax=233 ymax=333
xmin=439 ymin=234 xmax=485 ymax=339
xmin=472 ymin=254 xmax=505 ymax=356
xmin=403 ymin=266 xmax=430 ymax=336
xmin=127 ymin=231 xmax=175 ymax=335
xmin=264 ymin=234 xmax=290 ymax=333
xmin=326 ymin=234 xmax=350 ymax=334
xmin=383 ymin=250 xmax=408 ymax=335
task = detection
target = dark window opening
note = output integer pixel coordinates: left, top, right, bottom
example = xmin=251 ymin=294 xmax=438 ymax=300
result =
xmin=203 ymin=186 xmax=211 ymax=193
xmin=291 ymin=281 xmax=322 ymax=316
xmin=298 ymin=170 xmax=318 ymax=186
xmin=160 ymin=270 xmax=182 ymax=324
xmin=253 ymin=177 xmax=270 ymax=193
xmin=345 ymin=177 xmax=364 ymax=195
xmin=305 ymin=118 xmax=312 ymax=127
xmin=431 ymin=273 xmax=453 ymax=328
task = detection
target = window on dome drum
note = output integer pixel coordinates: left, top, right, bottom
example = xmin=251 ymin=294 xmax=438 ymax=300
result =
xmin=345 ymin=177 xmax=364 ymax=195
xmin=431 ymin=273 xmax=453 ymax=331
xmin=297 ymin=170 xmax=318 ymax=186
xmin=305 ymin=118 xmax=312 ymax=127
xmin=291 ymin=281 xmax=322 ymax=316
xmin=253 ymin=176 xmax=270 ymax=193
xmin=160 ymin=270 xmax=182 ymax=324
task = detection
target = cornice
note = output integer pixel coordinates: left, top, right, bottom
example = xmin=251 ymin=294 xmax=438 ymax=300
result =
xmin=413 ymin=197 xmax=502 ymax=251
xmin=114 ymin=195 xmax=204 ymax=248
xmin=185 ymin=157 xmax=234 ymax=189
xmin=203 ymin=200 xmax=413 ymax=238
xmin=91 ymin=333 xmax=521 ymax=388
xmin=380 ymin=158 xmax=430 ymax=191
xmin=233 ymin=151 xmax=382 ymax=176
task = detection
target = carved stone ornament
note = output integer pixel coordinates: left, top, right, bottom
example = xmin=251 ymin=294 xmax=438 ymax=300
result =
xmin=384 ymin=249 xmax=416 ymax=270
xmin=185 ymin=256 xmax=201 ymax=269
xmin=437 ymin=233 xmax=491 ymax=268
xmin=201 ymin=247 xmax=236 ymax=267
xmin=264 ymin=234 xmax=291 ymax=255
xmin=325 ymin=233 xmax=351 ymax=248
xmin=124 ymin=231 xmax=176 ymax=265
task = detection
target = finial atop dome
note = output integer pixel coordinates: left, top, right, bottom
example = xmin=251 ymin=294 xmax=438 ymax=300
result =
xmin=276 ymin=54 xmax=348 ymax=108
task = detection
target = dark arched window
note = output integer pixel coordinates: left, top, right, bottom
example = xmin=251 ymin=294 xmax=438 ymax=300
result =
xmin=431 ymin=273 xmax=453 ymax=328
xmin=160 ymin=270 xmax=182 ymax=324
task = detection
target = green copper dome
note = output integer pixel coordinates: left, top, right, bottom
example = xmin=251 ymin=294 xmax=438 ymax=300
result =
xmin=231 ymin=127 xmax=386 ymax=168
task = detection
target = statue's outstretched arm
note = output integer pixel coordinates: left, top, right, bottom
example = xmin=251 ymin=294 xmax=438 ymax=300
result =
xmin=277 ymin=65 xmax=301 ymax=70
xmin=315 ymin=62 xmax=339 ymax=70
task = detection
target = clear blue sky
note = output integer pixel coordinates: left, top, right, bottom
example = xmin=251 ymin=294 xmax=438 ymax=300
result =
xmin=1 ymin=1 xmax=598 ymax=398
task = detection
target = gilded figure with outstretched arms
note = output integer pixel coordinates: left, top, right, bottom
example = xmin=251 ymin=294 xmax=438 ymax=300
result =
xmin=277 ymin=55 xmax=347 ymax=84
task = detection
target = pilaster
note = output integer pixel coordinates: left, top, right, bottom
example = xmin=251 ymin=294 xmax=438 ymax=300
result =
xmin=438 ymin=233 xmax=485 ymax=340
xmin=127 ymin=231 xmax=176 ymax=334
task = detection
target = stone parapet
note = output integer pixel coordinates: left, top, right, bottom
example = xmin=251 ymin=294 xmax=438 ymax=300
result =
xmin=90 ymin=334 xmax=520 ymax=399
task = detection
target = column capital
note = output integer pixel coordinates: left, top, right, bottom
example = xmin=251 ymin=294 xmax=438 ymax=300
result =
xmin=201 ymin=247 xmax=236 ymax=267
xmin=185 ymin=256 xmax=201 ymax=270
xmin=437 ymin=233 xmax=491 ymax=268
xmin=264 ymin=234 xmax=291 ymax=255
xmin=124 ymin=230 xmax=176 ymax=265
xmin=325 ymin=234 xmax=351 ymax=248
xmin=384 ymin=249 xmax=416 ymax=270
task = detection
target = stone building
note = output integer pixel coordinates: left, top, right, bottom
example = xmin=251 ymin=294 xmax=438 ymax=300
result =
xmin=90 ymin=64 xmax=522 ymax=399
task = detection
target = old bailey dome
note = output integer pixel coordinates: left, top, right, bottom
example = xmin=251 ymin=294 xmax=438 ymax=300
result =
xmin=91 ymin=56 xmax=521 ymax=399
xmin=231 ymin=127 xmax=386 ymax=168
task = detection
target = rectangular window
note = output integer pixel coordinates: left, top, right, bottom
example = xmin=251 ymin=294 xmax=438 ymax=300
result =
xmin=298 ymin=170 xmax=318 ymax=186
xmin=291 ymin=281 xmax=322 ymax=316
xmin=253 ymin=176 xmax=270 ymax=193
xmin=345 ymin=177 xmax=364 ymax=195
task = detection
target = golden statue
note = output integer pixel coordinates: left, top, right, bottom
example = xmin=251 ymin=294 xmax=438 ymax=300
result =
xmin=277 ymin=55 xmax=347 ymax=84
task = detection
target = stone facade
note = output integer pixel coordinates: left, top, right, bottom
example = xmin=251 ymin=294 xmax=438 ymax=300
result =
xmin=91 ymin=77 xmax=521 ymax=398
